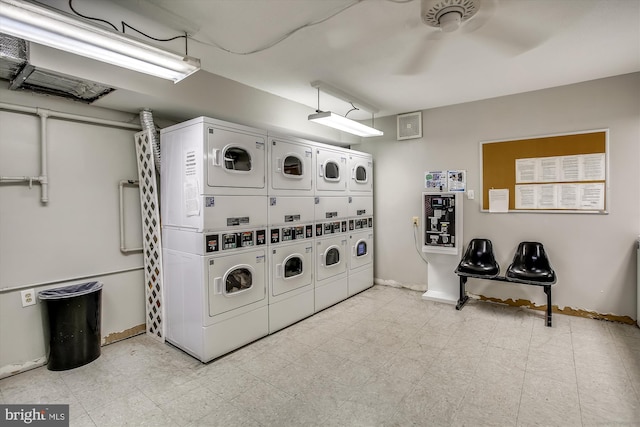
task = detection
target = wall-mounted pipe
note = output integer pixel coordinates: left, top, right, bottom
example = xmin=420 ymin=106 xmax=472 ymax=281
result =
xmin=0 ymin=101 xmax=142 ymax=203
xmin=119 ymin=179 xmax=143 ymax=253
xmin=38 ymin=108 xmax=49 ymax=203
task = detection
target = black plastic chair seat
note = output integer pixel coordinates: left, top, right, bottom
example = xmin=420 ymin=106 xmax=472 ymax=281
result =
xmin=505 ymin=241 xmax=556 ymax=285
xmin=455 ymin=238 xmax=500 ymax=278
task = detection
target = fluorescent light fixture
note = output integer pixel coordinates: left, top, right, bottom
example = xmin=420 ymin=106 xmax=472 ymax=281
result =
xmin=0 ymin=0 xmax=200 ymax=83
xmin=308 ymin=80 xmax=383 ymax=138
xmin=308 ymin=111 xmax=383 ymax=137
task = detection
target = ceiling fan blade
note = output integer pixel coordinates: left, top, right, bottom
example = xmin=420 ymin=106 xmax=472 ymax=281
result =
xmin=396 ymin=31 xmax=443 ymax=75
xmin=473 ymin=19 xmax=548 ymax=56
xmin=461 ymin=0 xmax=497 ymax=34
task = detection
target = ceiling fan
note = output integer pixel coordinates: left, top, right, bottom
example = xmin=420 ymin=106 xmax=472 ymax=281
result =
xmin=420 ymin=0 xmax=482 ymax=33
xmin=399 ymin=0 xmax=543 ymax=74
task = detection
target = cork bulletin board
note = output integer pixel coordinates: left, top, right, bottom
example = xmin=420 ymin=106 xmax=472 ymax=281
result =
xmin=480 ymin=129 xmax=608 ymax=213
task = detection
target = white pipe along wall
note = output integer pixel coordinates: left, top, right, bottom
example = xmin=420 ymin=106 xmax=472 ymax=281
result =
xmin=0 ymin=93 xmax=146 ymax=378
xmin=0 ymin=102 xmax=142 ymax=204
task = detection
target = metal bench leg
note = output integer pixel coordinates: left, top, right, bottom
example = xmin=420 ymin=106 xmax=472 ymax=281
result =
xmin=456 ymin=276 xmax=469 ymax=310
xmin=543 ymin=285 xmax=552 ymax=327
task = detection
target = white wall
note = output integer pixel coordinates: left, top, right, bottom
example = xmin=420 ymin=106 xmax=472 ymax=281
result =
xmin=353 ymin=73 xmax=640 ymax=319
xmin=0 ymin=88 xmax=146 ymax=377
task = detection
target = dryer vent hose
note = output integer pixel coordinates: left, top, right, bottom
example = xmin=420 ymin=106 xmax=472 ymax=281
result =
xmin=139 ymin=109 xmax=161 ymax=173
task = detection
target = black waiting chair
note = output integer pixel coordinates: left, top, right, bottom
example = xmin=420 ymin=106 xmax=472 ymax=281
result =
xmin=455 ymin=239 xmax=500 ymax=309
xmin=506 ymin=241 xmax=557 ymax=326
xmin=505 ymin=241 xmax=556 ymax=284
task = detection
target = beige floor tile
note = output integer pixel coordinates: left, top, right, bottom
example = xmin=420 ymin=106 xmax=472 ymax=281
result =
xmin=5 ymin=285 xmax=640 ymax=426
xmin=517 ymin=372 xmax=581 ymax=427
xmin=85 ymin=392 xmax=162 ymax=427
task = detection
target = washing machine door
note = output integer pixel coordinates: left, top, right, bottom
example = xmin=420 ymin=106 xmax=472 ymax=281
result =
xmin=271 ymin=139 xmax=312 ymax=192
xmin=208 ymin=249 xmax=266 ymax=316
xmin=350 ymin=232 xmax=373 ymax=270
xmin=316 ymin=148 xmax=347 ymax=192
xmin=272 ymin=244 xmax=313 ymax=296
xmin=207 ymin=126 xmax=266 ymax=189
xmin=348 ymin=155 xmax=373 ymax=193
xmin=317 ymin=238 xmax=347 ymax=281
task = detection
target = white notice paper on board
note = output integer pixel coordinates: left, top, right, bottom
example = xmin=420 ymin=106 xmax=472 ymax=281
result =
xmin=489 ymin=189 xmax=509 ymax=212
xmin=579 ymin=183 xmax=605 ymax=210
xmin=515 ymin=185 xmax=537 ymax=209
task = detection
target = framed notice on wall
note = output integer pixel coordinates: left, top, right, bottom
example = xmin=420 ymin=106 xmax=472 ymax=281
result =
xmin=480 ymin=129 xmax=609 ymax=213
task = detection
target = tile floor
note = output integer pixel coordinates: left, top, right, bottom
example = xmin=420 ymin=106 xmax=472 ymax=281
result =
xmin=1 ymin=285 xmax=639 ymax=426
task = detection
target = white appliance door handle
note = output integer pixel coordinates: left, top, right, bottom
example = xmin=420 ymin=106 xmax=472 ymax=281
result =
xmin=352 ymin=245 xmax=356 ymax=256
xmin=276 ymin=263 xmax=283 ymax=278
xmin=212 ymin=149 xmax=220 ymax=166
xmin=276 ymin=157 xmax=282 ymax=172
xmin=214 ymin=277 xmax=222 ymax=294
xmin=319 ymin=164 xmax=324 ymax=177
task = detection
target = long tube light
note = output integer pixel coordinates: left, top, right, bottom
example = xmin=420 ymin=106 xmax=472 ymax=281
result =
xmin=308 ymin=111 xmax=383 ymax=137
xmin=308 ymin=80 xmax=383 ymax=138
xmin=0 ymin=0 xmax=200 ymax=83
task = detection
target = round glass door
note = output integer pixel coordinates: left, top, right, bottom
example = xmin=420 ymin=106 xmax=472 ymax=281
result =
xmin=325 ymin=246 xmax=341 ymax=267
xmin=323 ymin=161 xmax=340 ymax=181
xmin=355 ymin=165 xmax=367 ymax=183
xmin=225 ymin=266 xmax=253 ymax=294
xmin=284 ymin=255 xmax=303 ymax=278
xmin=283 ymin=155 xmax=303 ymax=177
xmin=356 ymin=240 xmax=367 ymax=257
xmin=224 ymin=146 xmax=252 ymax=171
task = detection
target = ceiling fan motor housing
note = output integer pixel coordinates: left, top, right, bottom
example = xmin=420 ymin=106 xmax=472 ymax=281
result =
xmin=421 ymin=0 xmax=480 ymax=29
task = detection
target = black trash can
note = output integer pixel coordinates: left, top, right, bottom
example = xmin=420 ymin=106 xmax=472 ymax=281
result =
xmin=38 ymin=281 xmax=103 ymax=371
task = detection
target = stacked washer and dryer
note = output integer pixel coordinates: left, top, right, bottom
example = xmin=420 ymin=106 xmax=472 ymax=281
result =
xmin=160 ymin=116 xmax=374 ymax=362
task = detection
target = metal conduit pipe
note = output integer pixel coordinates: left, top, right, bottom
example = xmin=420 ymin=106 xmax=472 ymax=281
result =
xmin=38 ymin=108 xmax=49 ymax=203
xmin=0 ymin=101 xmax=142 ymax=203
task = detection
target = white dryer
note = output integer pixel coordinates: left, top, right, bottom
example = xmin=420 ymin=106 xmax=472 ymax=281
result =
xmin=161 ymin=116 xmax=267 ymax=197
xmin=314 ymin=219 xmax=349 ymax=311
xmin=163 ymin=227 xmax=269 ymax=363
xmin=268 ymin=223 xmax=315 ymax=333
xmin=315 ymin=144 xmax=348 ymax=195
xmin=348 ymin=217 xmax=374 ymax=296
xmin=348 ymin=151 xmax=373 ymax=194
xmin=268 ymin=135 xmax=314 ymax=196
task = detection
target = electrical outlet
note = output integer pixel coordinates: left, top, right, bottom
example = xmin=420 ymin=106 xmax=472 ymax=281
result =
xmin=21 ymin=289 xmax=36 ymax=307
xmin=412 ymin=216 xmax=419 ymax=226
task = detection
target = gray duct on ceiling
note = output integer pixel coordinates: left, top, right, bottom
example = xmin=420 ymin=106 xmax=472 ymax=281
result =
xmin=0 ymin=33 xmax=115 ymax=102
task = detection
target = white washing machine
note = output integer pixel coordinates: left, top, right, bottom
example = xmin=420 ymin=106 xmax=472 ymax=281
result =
xmin=161 ymin=116 xmax=267 ymax=198
xmin=314 ymin=219 xmax=349 ymax=312
xmin=315 ymin=144 xmax=348 ymax=195
xmin=348 ymin=151 xmax=373 ymax=194
xmin=268 ymin=223 xmax=315 ymax=333
xmin=348 ymin=216 xmax=374 ymax=296
xmin=268 ymin=135 xmax=314 ymax=196
xmin=163 ymin=227 xmax=269 ymax=363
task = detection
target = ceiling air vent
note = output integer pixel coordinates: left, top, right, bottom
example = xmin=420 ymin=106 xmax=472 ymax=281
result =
xmin=397 ymin=112 xmax=422 ymax=140
xmin=0 ymin=33 xmax=115 ymax=103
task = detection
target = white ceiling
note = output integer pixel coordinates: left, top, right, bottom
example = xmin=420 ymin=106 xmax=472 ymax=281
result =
xmin=32 ymin=0 xmax=640 ymax=121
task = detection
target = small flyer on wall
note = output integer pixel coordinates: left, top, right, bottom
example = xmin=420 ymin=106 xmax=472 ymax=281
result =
xmin=425 ymin=171 xmax=447 ymax=192
xmin=447 ymin=170 xmax=466 ymax=192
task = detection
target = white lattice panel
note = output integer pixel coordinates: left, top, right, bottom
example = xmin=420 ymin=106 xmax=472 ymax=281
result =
xmin=134 ymin=130 xmax=165 ymax=342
